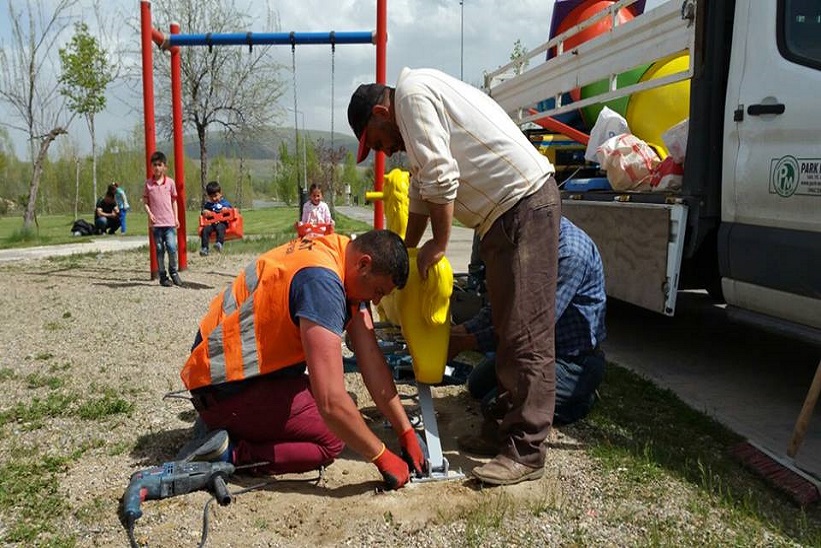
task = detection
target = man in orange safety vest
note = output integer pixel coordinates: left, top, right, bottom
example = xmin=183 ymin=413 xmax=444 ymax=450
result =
xmin=178 ymin=230 xmax=426 ymax=490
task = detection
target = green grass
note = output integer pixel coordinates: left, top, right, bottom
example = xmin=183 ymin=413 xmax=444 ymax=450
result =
xmin=438 ymin=363 xmax=820 ymax=546
xmin=0 ymin=388 xmax=133 ymax=428
xmin=580 ymin=363 xmax=821 ymax=545
xmin=0 ymin=457 xmax=73 ymax=544
xmin=0 ymin=206 xmax=373 ymax=249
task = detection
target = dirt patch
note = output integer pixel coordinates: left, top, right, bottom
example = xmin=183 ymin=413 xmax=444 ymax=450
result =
xmin=0 ymin=249 xmax=812 ymax=547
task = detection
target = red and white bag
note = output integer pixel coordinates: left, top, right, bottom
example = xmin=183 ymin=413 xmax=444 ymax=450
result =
xmin=596 ymin=133 xmax=660 ymax=191
xmin=649 ymin=156 xmax=684 ymax=191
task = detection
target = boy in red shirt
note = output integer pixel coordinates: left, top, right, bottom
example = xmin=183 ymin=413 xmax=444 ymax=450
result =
xmin=142 ymin=151 xmax=182 ymax=287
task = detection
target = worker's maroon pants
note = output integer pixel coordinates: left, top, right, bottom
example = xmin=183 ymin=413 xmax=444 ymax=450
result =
xmin=479 ymin=179 xmax=560 ymax=468
xmin=193 ymin=374 xmax=344 ymax=475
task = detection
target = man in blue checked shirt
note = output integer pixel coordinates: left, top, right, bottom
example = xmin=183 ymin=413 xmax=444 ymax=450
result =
xmin=452 ymin=217 xmax=607 ymax=454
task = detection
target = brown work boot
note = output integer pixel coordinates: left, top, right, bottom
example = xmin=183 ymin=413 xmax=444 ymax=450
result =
xmin=472 ymin=455 xmax=544 ymax=486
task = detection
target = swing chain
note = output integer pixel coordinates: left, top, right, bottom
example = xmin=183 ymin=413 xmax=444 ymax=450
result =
xmin=291 ymin=39 xmax=301 ymax=193
xmin=330 ymin=37 xmax=336 ymax=190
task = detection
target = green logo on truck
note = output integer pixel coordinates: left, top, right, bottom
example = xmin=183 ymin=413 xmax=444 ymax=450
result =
xmin=771 ymin=156 xmax=799 ymax=197
xmin=770 ymin=156 xmax=821 ymax=197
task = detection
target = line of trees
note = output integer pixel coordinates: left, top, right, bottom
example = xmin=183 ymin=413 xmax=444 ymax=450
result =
xmin=0 ymin=129 xmax=373 ymax=218
xmin=0 ymin=0 xmax=375 ymax=230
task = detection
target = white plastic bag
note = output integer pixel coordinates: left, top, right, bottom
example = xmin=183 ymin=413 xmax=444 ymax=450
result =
xmin=597 ymin=133 xmax=661 ymax=191
xmin=661 ymin=118 xmax=689 ymax=164
xmin=585 ymin=106 xmax=630 ymax=163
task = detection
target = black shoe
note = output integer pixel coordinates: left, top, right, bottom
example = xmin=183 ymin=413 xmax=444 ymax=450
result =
xmin=160 ymin=277 xmax=173 ymax=287
xmin=171 ymin=273 xmax=183 ymax=287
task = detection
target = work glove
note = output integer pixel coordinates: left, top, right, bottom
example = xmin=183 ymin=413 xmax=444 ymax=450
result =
xmin=399 ymin=427 xmax=428 ymax=478
xmin=371 ymin=443 xmax=410 ymax=490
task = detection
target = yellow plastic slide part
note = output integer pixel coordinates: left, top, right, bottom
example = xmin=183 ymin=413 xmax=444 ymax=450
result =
xmin=367 ymin=168 xmax=452 ymax=384
xmin=395 ymin=248 xmax=453 ymax=384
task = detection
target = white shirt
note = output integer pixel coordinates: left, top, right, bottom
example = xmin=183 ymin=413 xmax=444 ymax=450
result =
xmin=395 ymin=67 xmax=555 ymax=237
xmin=301 ymin=201 xmax=333 ymax=225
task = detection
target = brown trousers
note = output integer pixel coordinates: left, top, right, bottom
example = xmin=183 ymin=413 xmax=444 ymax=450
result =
xmin=478 ymin=179 xmax=561 ymax=467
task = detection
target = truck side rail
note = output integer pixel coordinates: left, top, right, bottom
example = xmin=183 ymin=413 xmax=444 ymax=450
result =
xmin=485 ymin=0 xmax=697 ymax=124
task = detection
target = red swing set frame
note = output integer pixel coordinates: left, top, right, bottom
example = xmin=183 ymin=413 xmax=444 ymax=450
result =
xmin=139 ymin=0 xmax=387 ymax=278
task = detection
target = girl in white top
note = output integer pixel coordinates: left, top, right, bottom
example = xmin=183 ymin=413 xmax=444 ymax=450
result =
xmin=301 ymin=184 xmax=334 ymax=226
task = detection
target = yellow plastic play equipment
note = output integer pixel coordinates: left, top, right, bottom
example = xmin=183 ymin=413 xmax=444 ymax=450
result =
xmin=365 ymin=168 xmax=410 ymax=239
xmin=367 ymin=168 xmax=453 ymax=384
xmin=394 ymin=248 xmax=453 ymax=384
xmin=625 ymin=52 xmax=691 ymax=156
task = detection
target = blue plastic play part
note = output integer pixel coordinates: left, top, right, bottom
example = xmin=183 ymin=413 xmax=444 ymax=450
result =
xmin=563 ymin=177 xmax=612 ymax=191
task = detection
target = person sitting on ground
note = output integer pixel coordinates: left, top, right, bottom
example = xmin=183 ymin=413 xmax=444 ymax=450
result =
xmin=94 ymin=186 xmax=121 ymax=235
xmin=452 ymin=216 xmax=608 ymax=455
xmin=199 ymin=181 xmax=233 ymax=256
xmin=176 ymin=229 xmax=427 ymax=491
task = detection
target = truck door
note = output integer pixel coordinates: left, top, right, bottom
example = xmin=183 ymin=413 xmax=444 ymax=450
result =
xmin=721 ymin=0 xmax=821 ymax=330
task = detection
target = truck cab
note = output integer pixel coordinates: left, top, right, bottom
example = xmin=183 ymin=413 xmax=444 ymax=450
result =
xmin=719 ymin=0 xmax=821 ymax=335
xmin=485 ymin=0 xmax=821 ymax=338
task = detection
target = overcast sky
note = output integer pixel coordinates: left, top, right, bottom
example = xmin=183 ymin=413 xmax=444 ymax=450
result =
xmin=0 ymin=0 xmax=664 ymax=158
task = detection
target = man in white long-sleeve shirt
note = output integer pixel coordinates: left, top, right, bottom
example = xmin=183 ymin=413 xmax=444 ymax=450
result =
xmin=347 ymin=67 xmax=561 ymax=485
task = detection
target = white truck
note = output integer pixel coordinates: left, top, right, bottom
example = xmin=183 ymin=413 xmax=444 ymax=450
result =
xmin=485 ymin=0 xmax=821 ymax=341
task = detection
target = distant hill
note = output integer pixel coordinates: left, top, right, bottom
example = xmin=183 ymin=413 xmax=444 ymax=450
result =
xmin=160 ymin=127 xmax=360 ymax=162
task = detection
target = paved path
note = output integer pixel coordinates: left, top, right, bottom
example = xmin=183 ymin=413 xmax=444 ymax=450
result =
xmin=0 ymin=235 xmax=149 ymax=264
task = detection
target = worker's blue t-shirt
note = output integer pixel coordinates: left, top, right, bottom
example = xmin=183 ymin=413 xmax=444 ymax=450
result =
xmin=288 ymin=266 xmax=350 ymax=336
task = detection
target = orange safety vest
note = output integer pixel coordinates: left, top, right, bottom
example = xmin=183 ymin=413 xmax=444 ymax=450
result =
xmin=181 ymin=234 xmax=350 ymax=390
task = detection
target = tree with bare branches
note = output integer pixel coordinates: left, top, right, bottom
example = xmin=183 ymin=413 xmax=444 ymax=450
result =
xmin=0 ymin=0 xmax=78 ymax=230
xmin=315 ymin=138 xmax=347 ymax=217
xmin=151 ymin=0 xmax=286 ymax=201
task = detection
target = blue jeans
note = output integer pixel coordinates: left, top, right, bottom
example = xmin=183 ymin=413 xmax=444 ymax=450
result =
xmin=467 ymin=350 xmax=605 ymax=427
xmin=119 ymin=209 xmax=128 ymax=233
xmin=201 ymin=221 xmax=227 ymax=249
xmin=95 ymin=216 xmax=120 ymax=235
xmin=152 ymin=226 xmax=178 ymax=278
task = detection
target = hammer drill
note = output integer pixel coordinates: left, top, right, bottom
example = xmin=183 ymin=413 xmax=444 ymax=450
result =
xmin=122 ymin=460 xmax=234 ymax=535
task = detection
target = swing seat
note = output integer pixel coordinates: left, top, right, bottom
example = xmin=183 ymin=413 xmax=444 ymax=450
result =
xmin=295 ymin=221 xmax=334 ymax=238
xmin=198 ymin=208 xmax=244 ymax=241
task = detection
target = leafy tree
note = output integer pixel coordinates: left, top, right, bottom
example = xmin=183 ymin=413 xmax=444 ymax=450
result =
xmin=510 ymin=39 xmax=529 ymax=76
xmin=59 ymin=21 xmax=114 ymax=204
xmin=0 ymin=0 xmax=78 ymax=230
xmin=274 ymin=141 xmax=298 ymax=206
xmin=340 ymin=152 xmax=360 ymax=205
xmin=315 ymin=138 xmax=346 ymax=216
xmin=151 ymin=0 xmax=286 ymax=202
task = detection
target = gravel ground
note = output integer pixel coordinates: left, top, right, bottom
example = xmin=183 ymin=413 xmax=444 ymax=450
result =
xmin=0 ymin=248 xmax=814 ymax=547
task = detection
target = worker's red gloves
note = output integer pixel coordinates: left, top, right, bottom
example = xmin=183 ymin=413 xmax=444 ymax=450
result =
xmin=399 ymin=427 xmax=428 ymax=477
xmin=372 ymin=443 xmax=410 ymax=490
